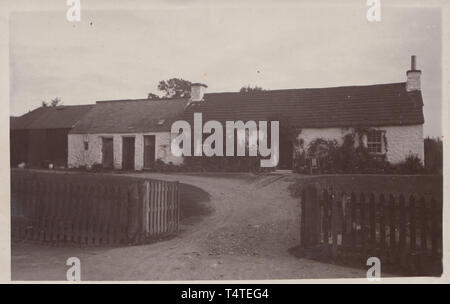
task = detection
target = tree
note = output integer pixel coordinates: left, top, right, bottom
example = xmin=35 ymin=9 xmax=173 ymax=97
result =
xmin=158 ymin=78 xmax=192 ymax=98
xmin=148 ymin=78 xmax=192 ymax=99
xmin=50 ymin=97 xmax=62 ymax=107
xmin=239 ymin=85 xmax=265 ymax=93
xmin=147 ymin=92 xmax=160 ymax=100
xmin=41 ymin=97 xmax=62 ymax=107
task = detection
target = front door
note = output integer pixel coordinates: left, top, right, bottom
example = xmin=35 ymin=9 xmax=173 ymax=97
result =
xmin=102 ymin=137 xmax=114 ymax=169
xmin=143 ymin=135 xmax=156 ymax=169
xmin=278 ymin=138 xmax=293 ymax=169
xmin=122 ymin=137 xmax=135 ymax=170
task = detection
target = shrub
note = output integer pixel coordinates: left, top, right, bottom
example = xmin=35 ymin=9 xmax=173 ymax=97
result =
xmin=395 ymin=154 xmax=424 ymax=174
xmin=144 ymin=156 xmax=273 ymax=173
xmin=91 ymin=163 xmax=104 ymax=172
xmin=295 ymin=135 xmax=425 ymax=175
xmin=152 ymin=159 xmax=180 ymax=172
xmin=182 ymin=155 xmax=273 ymax=173
xmin=300 ymin=134 xmax=392 ymax=174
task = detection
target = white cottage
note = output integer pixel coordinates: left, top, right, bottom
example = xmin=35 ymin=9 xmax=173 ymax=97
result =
xmin=68 ymin=98 xmax=188 ymax=170
xmin=178 ymin=56 xmax=425 ymax=169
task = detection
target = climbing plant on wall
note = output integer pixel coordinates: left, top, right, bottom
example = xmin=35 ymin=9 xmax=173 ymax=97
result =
xmin=292 ymin=127 xmax=395 ymax=174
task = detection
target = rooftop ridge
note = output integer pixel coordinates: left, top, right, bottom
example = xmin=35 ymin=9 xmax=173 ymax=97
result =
xmin=91 ymin=82 xmax=408 ymax=103
xmin=205 ymin=82 xmax=406 ymax=96
xmin=96 ymin=97 xmax=189 ymax=104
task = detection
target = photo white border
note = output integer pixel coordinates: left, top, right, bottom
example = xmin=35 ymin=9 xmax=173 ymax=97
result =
xmin=0 ymin=0 xmax=448 ymax=284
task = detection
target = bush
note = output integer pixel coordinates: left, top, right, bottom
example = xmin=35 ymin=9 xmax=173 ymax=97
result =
xmin=297 ymin=134 xmax=392 ymax=174
xmin=183 ymin=156 xmax=273 ymax=173
xmin=394 ymin=154 xmax=424 ymax=174
xmin=144 ymin=156 xmax=274 ymax=173
xmin=295 ymin=135 xmax=425 ymax=175
xmin=152 ymin=159 xmax=179 ymax=172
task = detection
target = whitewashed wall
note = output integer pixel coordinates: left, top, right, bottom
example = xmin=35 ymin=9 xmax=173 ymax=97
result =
xmin=382 ymin=125 xmax=424 ymax=163
xmin=68 ymin=132 xmax=184 ymax=170
xmin=68 ymin=124 xmax=423 ymax=170
xmin=295 ymin=124 xmax=424 ymax=164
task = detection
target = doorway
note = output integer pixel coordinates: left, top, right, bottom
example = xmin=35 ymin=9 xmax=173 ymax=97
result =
xmin=143 ymin=135 xmax=156 ymax=169
xmin=122 ymin=137 xmax=135 ymax=170
xmin=276 ymin=119 xmax=294 ymax=170
xmin=102 ymin=137 xmax=114 ymax=169
xmin=278 ymin=138 xmax=293 ymax=170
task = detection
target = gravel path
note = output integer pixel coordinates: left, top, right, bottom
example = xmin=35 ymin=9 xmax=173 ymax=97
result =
xmin=11 ymin=172 xmax=366 ymax=281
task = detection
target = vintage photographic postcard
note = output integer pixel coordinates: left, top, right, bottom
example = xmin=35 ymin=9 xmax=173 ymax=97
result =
xmin=1 ymin=0 xmax=448 ymax=285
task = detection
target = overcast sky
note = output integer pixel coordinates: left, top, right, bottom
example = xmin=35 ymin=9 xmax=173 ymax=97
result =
xmin=9 ymin=4 xmax=441 ymax=136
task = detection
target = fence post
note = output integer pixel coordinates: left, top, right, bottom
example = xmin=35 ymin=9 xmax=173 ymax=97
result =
xmin=301 ymin=183 xmax=320 ymax=248
xmin=299 ymin=189 xmax=305 ymax=246
xmin=369 ymin=193 xmax=376 ymax=252
xmin=360 ymin=193 xmax=367 ymax=255
xmin=320 ymin=189 xmax=329 ymax=245
xmin=419 ymin=196 xmax=427 ymax=253
xmin=349 ymin=192 xmax=357 ymax=248
xmin=342 ymin=192 xmax=352 ymax=247
xmin=379 ymin=194 xmax=386 ymax=257
xmin=409 ymin=195 xmax=417 ymax=253
xmin=142 ymin=181 xmax=150 ymax=236
xmin=176 ymin=181 xmax=180 ymax=232
xmin=127 ymin=184 xmax=140 ymax=243
xmin=389 ymin=194 xmax=396 ymax=256
xmin=331 ymin=194 xmax=337 ymax=258
xmin=398 ymin=194 xmax=406 ymax=266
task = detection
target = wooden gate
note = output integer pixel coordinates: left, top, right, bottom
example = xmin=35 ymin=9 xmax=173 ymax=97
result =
xmin=299 ymin=183 xmax=443 ymax=276
xmin=10 ymin=170 xmax=180 ymax=246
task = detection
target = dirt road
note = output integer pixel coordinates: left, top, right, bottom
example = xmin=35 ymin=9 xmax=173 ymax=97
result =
xmin=11 ymin=172 xmax=366 ymax=281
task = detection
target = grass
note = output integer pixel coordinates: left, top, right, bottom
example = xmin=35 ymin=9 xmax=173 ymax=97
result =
xmin=178 ymin=183 xmax=213 ymax=224
xmin=288 ymin=174 xmax=442 ymax=198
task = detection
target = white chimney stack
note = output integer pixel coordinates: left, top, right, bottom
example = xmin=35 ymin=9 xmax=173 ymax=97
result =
xmin=190 ymin=83 xmax=208 ymax=102
xmin=406 ymin=55 xmax=421 ymax=92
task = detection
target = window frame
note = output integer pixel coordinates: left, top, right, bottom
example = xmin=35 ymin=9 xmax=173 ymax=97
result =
xmin=366 ymin=129 xmax=384 ymax=154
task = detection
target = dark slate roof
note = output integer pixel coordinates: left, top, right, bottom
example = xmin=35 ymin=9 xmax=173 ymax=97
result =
xmin=70 ymin=98 xmax=189 ymax=134
xmin=180 ymin=82 xmax=424 ymax=128
xmin=11 ymin=105 xmax=94 ymax=130
xmin=10 ymin=116 xmax=19 ymax=129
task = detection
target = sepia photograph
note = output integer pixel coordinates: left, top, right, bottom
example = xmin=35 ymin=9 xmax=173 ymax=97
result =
xmin=3 ymin=0 xmax=447 ymax=285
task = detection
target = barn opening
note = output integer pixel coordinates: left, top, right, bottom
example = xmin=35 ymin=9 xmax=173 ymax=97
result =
xmin=102 ymin=137 xmax=114 ymax=169
xmin=122 ymin=136 xmax=135 ymax=170
xmin=143 ymin=135 xmax=156 ymax=169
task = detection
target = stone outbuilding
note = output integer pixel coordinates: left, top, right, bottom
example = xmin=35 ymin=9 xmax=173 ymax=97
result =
xmin=10 ymin=104 xmax=94 ymax=168
xmin=68 ymin=98 xmax=188 ymax=170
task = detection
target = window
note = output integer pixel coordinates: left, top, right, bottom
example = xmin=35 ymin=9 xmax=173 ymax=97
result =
xmin=84 ymin=141 xmax=89 ymax=151
xmin=367 ymin=130 xmax=383 ymax=153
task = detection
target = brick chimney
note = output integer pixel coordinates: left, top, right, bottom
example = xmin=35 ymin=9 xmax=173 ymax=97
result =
xmin=406 ymin=55 xmax=421 ymax=92
xmin=190 ymin=83 xmax=208 ymax=102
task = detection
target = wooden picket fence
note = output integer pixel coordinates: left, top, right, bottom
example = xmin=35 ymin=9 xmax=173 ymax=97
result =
xmin=300 ymin=183 xmax=443 ymax=276
xmin=11 ymin=170 xmax=180 ymax=246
